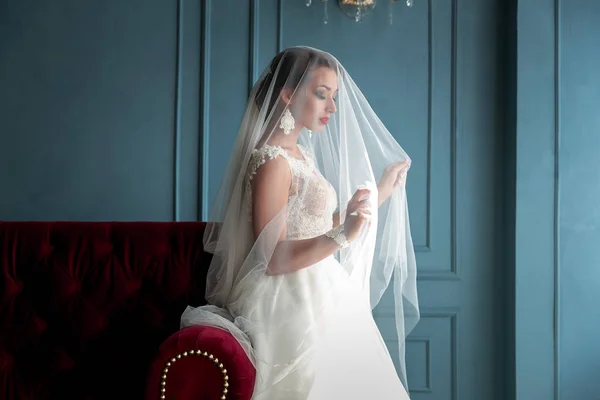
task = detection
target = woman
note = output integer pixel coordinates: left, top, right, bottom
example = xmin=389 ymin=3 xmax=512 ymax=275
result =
xmin=182 ymin=46 xmax=419 ymax=399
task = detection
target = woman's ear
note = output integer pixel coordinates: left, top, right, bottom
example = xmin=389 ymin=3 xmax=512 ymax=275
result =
xmin=280 ymin=88 xmax=294 ymax=106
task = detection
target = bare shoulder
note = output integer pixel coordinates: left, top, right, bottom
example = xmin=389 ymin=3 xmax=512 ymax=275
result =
xmin=247 ymin=145 xmax=292 ymax=188
xmin=251 ymin=152 xmax=291 ymax=190
xmin=248 ymin=147 xmax=292 ymax=239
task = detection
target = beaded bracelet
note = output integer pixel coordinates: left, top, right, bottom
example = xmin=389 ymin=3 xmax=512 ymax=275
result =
xmin=325 ymin=224 xmax=350 ymax=248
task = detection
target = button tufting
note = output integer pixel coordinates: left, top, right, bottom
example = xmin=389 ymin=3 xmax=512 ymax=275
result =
xmin=39 ymin=242 xmax=55 ymax=258
xmin=30 ymin=314 xmax=48 ymax=336
xmin=0 ymin=351 xmax=13 ymax=372
xmin=0 ymin=221 xmax=225 ymax=399
xmin=3 ymin=278 xmax=23 ymax=298
xmin=93 ymin=241 xmax=114 ymax=257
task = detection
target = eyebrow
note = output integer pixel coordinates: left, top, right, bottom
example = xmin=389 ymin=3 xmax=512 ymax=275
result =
xmin=317 ymin=85 xmax=338 ymax=93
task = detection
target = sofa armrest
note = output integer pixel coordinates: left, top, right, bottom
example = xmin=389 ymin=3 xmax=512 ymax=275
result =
xmin=145 ymin=326 xmax=255 ymax=400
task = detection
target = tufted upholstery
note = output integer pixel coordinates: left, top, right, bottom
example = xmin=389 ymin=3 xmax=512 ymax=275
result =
xmin=0 ymin=221 xmax=255 ymax=400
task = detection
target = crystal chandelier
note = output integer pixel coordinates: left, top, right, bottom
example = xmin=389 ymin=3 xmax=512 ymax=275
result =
xmin=305 ymin=0 xmax=413 ymax=24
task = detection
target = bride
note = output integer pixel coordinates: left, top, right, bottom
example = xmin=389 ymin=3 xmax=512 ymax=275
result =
xmin=181 ymin=46 xmax=420 ymax=399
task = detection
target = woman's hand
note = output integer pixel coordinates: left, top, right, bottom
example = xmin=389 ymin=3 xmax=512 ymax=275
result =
xmin=346 ymin=187 xmax=372 ymax=216
xmin=342 ymin=187 xmax=374 ymax=243
xmin=343 ymin=208 xmax=372 ymax=243
xmin=377 ymin=160 xmax=410 ymax=207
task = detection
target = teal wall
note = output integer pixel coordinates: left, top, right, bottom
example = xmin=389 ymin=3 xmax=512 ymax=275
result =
xmin=1 ymin=1 xmax=599 ymax=399
xmin=515 ymin=0 xmax=600 ymax=399
xmin=514 ymin=0 xmax=557 ymax=398
xmin=556 ymin=1 xmax=600 ymax=398
xmin=0 ymin=0 xmax=202 ymax=221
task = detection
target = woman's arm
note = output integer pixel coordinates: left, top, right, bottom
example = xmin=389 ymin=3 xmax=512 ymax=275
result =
xmin=251 ymin=157 xmax=346 ymax=275
xmin=332 ymin=211 xmax=342 ymax=228
xmin=268 ymin=235 xmax=344 ymax=275
xmin=377 ymin=161 xmax=411 ymax=206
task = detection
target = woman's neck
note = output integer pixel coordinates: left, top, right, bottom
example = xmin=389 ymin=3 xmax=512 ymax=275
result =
xmin=258 ymin=106 xmax=304 ymax=151
xmin=259 ymin=120 xmax=302 ymax=150
xmin=267 ymin=128 xmax=301 ymax=148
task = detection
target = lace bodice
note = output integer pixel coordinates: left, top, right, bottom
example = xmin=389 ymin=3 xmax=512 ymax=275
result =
xmin=245 ymin=144 xmax=338 ymax=240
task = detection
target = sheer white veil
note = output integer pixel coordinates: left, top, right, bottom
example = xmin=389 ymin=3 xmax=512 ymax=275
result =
xmin=181 ymin=46 xmax=419 ymax=392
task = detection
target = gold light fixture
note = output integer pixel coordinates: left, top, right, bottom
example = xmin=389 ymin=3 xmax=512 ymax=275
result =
xmin=340 ymin=0 xmax=375 ymax=5
xmin=339 ymin=0 xmax=377 ymax=22
xmin=306 ymin=0 xmax=413 ymax=24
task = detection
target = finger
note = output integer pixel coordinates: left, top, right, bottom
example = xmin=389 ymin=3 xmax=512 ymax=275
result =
xmin=390 ymin=161 xmax=409 ymax=170
xmin=398 ymin=162 xmax=411 ymax=173
xmin=351 ymin=188 xmax=371 ymax=202
xmin=358 ymin=210 xmax=372 ymax=221
xmin=395 ymin=170 xmax=406 ymax=182
xmin=385 ymin=163 xmax=400 ymax=174
xmin=359 ymin=207 xmax=372 ymax=215
xmin=358 ymin=215 xmax=369 ymax=228
xmin=348 ymin=199 xmax=370 ymax=214
xmin=357 ymin=199 xmax=371 ymax=208
xmin=358 ymin=187 xmax=372 ymax=197
xmin=396 ymin=162 xmax=410 ymax=173
xmin=394 ymin=174 xmax=406 ymax=188
xmin=395 ymin=167 xmax=409 ymax=183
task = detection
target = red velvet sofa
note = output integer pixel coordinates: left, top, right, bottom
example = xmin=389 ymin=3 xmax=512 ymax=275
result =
xmin=0 ymin=221 xmax=255 ymax=400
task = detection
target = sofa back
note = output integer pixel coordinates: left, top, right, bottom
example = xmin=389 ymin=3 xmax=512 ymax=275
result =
xmin=0 ymin=221 xmax=212 ymax=399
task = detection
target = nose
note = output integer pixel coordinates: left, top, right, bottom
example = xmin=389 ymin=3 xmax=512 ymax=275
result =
xmin=327 ymin=97 xmax=337 ymax=113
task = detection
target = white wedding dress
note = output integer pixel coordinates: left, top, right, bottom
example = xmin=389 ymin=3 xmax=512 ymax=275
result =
xmin=227 ymin=144 xmax=410 ymax=399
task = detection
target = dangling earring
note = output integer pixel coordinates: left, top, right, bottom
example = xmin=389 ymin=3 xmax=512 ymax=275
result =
xmin=279 ymin=108 xmax=295 ymax=135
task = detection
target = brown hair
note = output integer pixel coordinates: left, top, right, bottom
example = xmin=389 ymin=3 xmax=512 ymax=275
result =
xmin=254 ymin=47 xmax=337 ymax=116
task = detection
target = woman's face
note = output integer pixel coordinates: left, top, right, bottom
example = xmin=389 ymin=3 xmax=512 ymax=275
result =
xmin=292 ymin=66 xmax=338 ymax=133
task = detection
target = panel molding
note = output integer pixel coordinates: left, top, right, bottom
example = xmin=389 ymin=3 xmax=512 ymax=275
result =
xmin=375 ymin=307 xmax=459 ymax=400
xmin=450 ymin=0 xmax=458 ymax=279
xmin=553 ymin=0 xmax=561 ymax=398
xmin=173 ymin=0 xmax=183 ymax=221
xmin=199 ymin=0 xmax=212 ymax=221
xmin=422 ymin=307 xmax=458 ymax=400
xmin=405 ymin=335 xmax=432 ymax=393
xmin=419 ymin=269 xmax=460 ymax=281
xmin=417 ymin=0 xmax=434 ymax=253
xmin=249 ymin=0 xmax=260 ymax=93
xmin=417 ymin=0 xmax=458 ymax=281
xmin=277 ymin=0 xmax=283 ymax=52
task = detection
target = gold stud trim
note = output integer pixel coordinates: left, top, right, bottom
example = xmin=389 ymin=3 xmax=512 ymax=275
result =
xmin=160 ymin=349 xmax=229 ymax=399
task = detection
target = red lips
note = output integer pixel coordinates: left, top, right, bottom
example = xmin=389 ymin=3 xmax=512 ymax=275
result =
xmin=319 ymin=117 xmax=329 ymax=125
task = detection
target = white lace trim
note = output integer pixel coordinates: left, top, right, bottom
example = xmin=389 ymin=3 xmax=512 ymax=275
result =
xmin=245 ymin=145 xmax=289 ymax=197
xmin=244 ymin=144 xmax=337 ymax=240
